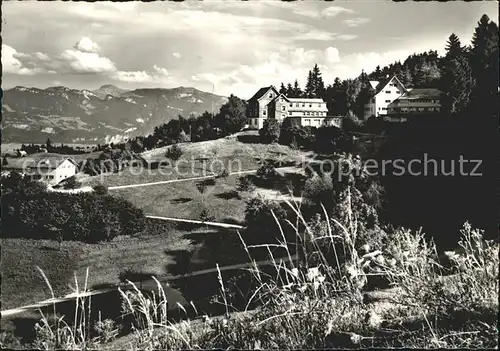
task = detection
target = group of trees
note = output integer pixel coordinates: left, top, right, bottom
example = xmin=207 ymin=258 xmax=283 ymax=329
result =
xmin=439 ymin=15 xmax=499 ymax=119
xmin=14 ymin=140 xmax=93 ymax=156
xmin=1 ymin=172 xmax=145 ymax=243
xmin=279 ymin=64 xmax=325 ymax=99
xmin=126 ymin=94 xmax=248 ymax=153
xmin=377 ymin=15 xmax=499 ymax=248
xmin=259 ymin=117 xmax=353 ymax=154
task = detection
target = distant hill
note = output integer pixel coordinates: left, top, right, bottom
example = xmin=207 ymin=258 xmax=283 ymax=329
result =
xmin=92 ymin=84 xmax=130 ymax=99
xmin=2 ymin=85 xmax=228 ymax=144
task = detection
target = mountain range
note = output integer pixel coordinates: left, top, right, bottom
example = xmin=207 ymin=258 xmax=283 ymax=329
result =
xmin=1 ymin=85 xmax=228 ymax=144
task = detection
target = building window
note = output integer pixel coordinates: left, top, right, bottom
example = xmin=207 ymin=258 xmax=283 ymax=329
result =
xmin=385 ymin=100 xmax=391 ymax=103
xmin=280 ymin=98 xmax=283 ymax=102
xmin=289 ymin=103 xmax=293 ymax=107
xmin=281 ymin=114 xmax=285 ymax=118
xmin=302 ymin=103 xmax=305 ymax=107
xmin=281 ymin=106 xmax=286 ymax=111
xmin=318 ymin=104 xmax=322 ymax=107
xmin=269 ymin=94 xmax=273 ymax=98
xmin=263 ymin=110 xmax=266 ymax=116
xmin=288 ymin=111 xmax=292 ymax=115
xmin=385 ymin=91 xmax=391 ymax=93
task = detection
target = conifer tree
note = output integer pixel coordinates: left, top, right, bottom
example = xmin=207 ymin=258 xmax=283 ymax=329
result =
xmin=292 ymin=80 xmax=302 ymax=98
xmin=305 ymin=70 xmax=314 ymax=98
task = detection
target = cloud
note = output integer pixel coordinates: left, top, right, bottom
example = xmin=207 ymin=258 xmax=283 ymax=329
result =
xmin=343 ymin=17 xmax=370 ymax=27
xmin=1 ymin=44 xmax=38 ymax=75
xmin=35 ymin=52 xmax=51 ymax=61
xmin=325 ymin=47 xmax=340 ymax=63
xmin=294 ymin=6 xmax=354 ymax=19
xmin=153 ymin=64 xmax=169 ymax=76
xmin=172 ymin=52 xmax=182 ymax=59
xmin=322 ymin=6 xmax=355 ymax=17
xmin=74 ymin=36 xmax=101 ymax=53
xmin=112 ymin=65 xmax=172 ymax=83
xmin=60 ymin=49 xmax=116 ymax=73
xmin=111 ymin=70 xmax=153 ymax=83
xmin=191 ymin=46 xmax=346 ymax=97
xmin=336 ymin=34 xmax=358 ymax=41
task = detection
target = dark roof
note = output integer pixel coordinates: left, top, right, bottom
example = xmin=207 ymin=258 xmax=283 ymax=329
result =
xmin=403 ymin=88 xmax=442 ymax=99
xmin=268 ymin=93 xmax=290 ymax=104
xmin=248 ymin=86 xmax=278 ymax=101
xmin=374 ymin=76 xmax=405 ymax=94
xmin=3 ymin=153 xmax=78 ymax=170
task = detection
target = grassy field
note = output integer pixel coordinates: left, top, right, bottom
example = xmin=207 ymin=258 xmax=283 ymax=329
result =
xmin=1 ymin=220 xmax=187 ymax=309
xmin=0 ymin=217 xmax=275 ymax=311
xmin=81 ymin=136 xmax=310 ymax=188
xmin=111 ymin=174 xmax=248 ymax=222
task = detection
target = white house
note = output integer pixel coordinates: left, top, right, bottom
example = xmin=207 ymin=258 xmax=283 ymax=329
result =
xmin=3 ymin=153 xmax=79 ymax=185
xmin=248 ymin=86 xmax=342 ymax=129
xmin=364 ymin=76 xmax=407 ymax=119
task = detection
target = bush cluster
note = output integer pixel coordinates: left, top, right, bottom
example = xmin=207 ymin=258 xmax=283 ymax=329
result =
xmin=1 ymin=172 xmax=146 ymax=243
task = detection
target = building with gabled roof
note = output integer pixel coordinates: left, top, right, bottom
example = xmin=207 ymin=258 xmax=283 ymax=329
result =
xmin=2 ymin=153 xmax=79 ymax=185
xmin=248 ymin=86 xmax=340 ymax=129
xmin=364 ymin=75 xmax=407 ymax=119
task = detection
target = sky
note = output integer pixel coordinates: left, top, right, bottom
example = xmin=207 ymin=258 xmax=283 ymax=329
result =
xmin=2 ymin=0 xmax=498 ymax=99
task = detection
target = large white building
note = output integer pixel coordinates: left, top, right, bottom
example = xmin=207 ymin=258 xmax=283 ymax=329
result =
xmin=247 ymin=86 xmax=342 ymax=129
xmin=363 ymin=76 xmax=443 ymax=121
xmin=363 ymin=76 xmax=407 ymax=119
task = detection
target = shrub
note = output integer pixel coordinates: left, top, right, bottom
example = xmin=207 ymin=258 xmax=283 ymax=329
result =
xmin=1 ymin=175 xmax=146 ymax=243
xmin=256 ymin=161 xmax=276 ymax=180
xmin=165 ymin=144 xmax=183 ymax=161
xmin=303 ymin=173 xmax=335 ymax=213
xmin=217 ymin=167 xmax=230 ymax=179
xmin=93 ymin=183 xmax=108 ymax=195
xmin=63 ymin=176 xmax=81 ymax=189
xmin=237 ymin=176 xmax=256 ymax=193
xmin=244 ymin=196 xmax=288 ymax=242
xmin=313 ymin=126 xmax=351 ymax=154
xmin=259 ymin=119 xmax=280 ymax=143
xmin=200 ymin=208 xmax=216 ymax=222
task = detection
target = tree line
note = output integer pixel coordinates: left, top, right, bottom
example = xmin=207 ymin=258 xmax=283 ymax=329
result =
xmin=126 ymin=94 xmax=248 ymax=153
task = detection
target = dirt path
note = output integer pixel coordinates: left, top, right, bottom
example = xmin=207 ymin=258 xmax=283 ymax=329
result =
xmin=145 ymin=215 xmax=244 ymax=229
xmin=107 ymin=166 xmax=299 ymax=190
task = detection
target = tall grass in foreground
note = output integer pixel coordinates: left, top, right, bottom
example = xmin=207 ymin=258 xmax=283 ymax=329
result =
xmin=113 ymin=199 xmax=498 ymax=349
xmin=5 ymin=199 xmax=498 ymax=349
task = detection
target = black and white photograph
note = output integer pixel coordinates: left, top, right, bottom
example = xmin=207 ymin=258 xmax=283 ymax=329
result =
xmin=1 ymin=0 xmax=498 ymax=349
